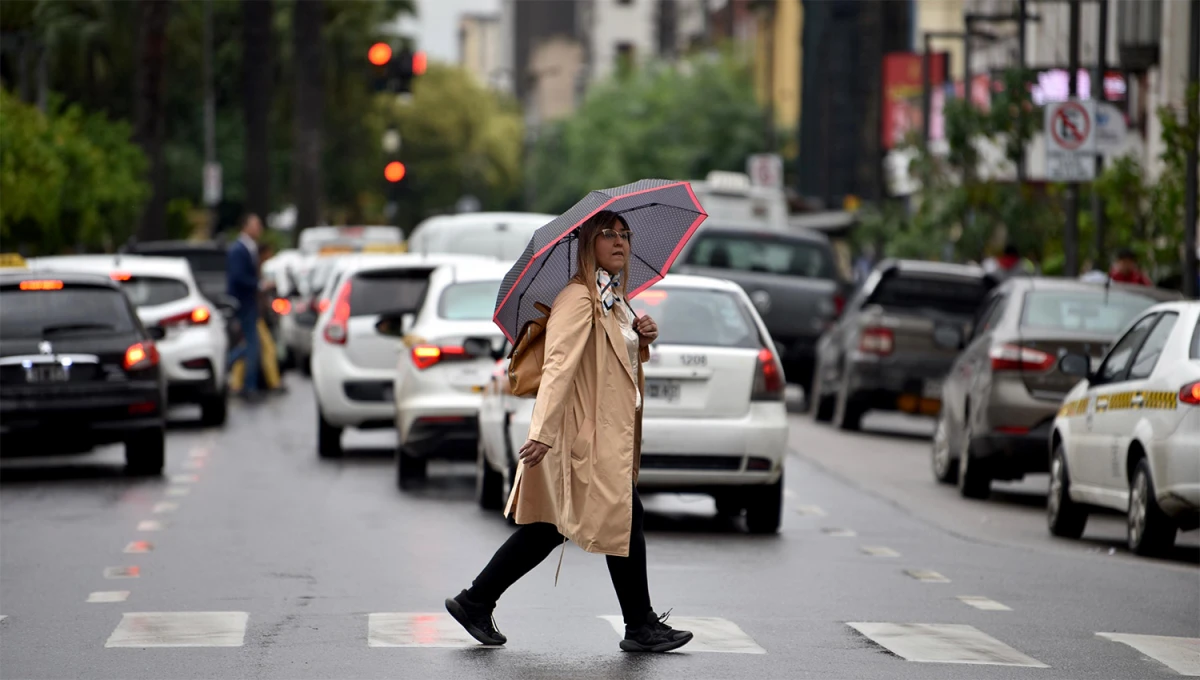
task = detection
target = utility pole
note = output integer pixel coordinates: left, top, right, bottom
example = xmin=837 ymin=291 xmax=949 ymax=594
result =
xmin=1185 ymin=0 xmax=1199 ymax=299
xmin=1017 ymin=0 xmax=1028 ymax=182
xmin=1091 ymin=0 xmax=1109 ymax=273
xmin=1063 ymin=0 xmax=1081 ymax=277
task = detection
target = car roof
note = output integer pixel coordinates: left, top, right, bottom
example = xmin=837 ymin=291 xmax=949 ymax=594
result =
xmin=411 ymin=212 xmax=555 ymax=231
xmin=882 ymin=259 xmax=987 ymax=277
xmin=28 ymin=254 xmax=194 ymax=280
xmin=1002 ymin=276 xmax=1184 ymax=302
xmin=694 ymin=225 xmax=829 ymax=244
xmin=339 ymin=253 xmax=495 ymax=276
xmin=1141 ymin=299 xmax=1200 ymax=314
xmin=647 ymin=274 xmax=745 ymax=294
xmin=0 ymin=269 xmax=121 ymax=289
xmin=428 ymin=260 xmax=516 ymax=286
xmin=127 ymin=240 xmax=226 ymax=253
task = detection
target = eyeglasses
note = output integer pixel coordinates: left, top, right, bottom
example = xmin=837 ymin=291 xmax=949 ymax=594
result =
xmin=599 ymin=229 xmax=632 ymax=243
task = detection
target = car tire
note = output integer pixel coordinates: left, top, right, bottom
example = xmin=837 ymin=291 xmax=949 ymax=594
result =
xmin=714 ymin=492 xmax=744 ymax=518
xmin=1047 ymin=444 xmax=1088 ymax=539
xmin=832 ymin=371 xmax=863 ymax=432
xmin=745 ymin=474 xmax=783 ymax=535
xmin=397 ymin=447 xmax=428 ymax=490
xmin=931 ymin=411 xmax=959 ymax=484
xmin=476 ymin=439 xmax=504 ymax=511
xmin=125 ymin=428 xmax=165 ymax=476
xmin=317 ymin=408 xmax=343 ymax=458
xmin=199 ymin=388 xmax=228 ymax=427
xmin=1128 ymin=458 xmax=1176 ymax=556
xmin=957 ymin=428 xmax=991 ymax=500
xmin=300 ymin=355 xmax=312 ymax=377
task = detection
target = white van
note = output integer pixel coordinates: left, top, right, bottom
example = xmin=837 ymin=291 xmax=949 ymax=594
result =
xmin=689 ymin=171 xmax=789 ymax=232
xmin=406 ymin=212 xmax=554 ymax=261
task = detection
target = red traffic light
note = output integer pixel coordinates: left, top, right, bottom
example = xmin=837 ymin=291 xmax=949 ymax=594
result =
xmin=384 ymin=161 xmax=406 ymax=183
xmin=412 ymin=50 xmax=427 ymax=76
xmin=368 ymin=42 xmax=392 ymax=67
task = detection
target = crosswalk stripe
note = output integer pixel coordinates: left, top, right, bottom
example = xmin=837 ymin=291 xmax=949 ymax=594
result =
xmin=599 ymin=616 xmax=766 ymax=654
xmin=957 ymin=596 xmax=1011 ymax=611
xmin=367 ymin=613 xmax=497 ymax=648
xmin=105 ymin=612 xmax=248 ymax=647
xmin=1097 ymin=633 xmax=1200 ymax=676
xmin=860 ymin=545 xmax=900 ymax=557
xmin=905 ymin=569 xmax=950 ymax=583
xmin=847 ymin=622 xmax=1048 ymax=667
xmin=87 ymin=591 xmax=130 ymax=603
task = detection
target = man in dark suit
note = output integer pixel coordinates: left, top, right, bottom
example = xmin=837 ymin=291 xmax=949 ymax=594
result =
xmin=227 ymin=213 xmax=264 ymax=401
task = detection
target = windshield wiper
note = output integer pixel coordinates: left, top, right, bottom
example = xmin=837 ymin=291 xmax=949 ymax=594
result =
xmin=41 ymin=323 xmax=116 ymax=336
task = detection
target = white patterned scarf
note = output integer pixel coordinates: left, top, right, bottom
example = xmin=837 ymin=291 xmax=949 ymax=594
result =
xmin=596 ymin=268 xmax=620 ymax=313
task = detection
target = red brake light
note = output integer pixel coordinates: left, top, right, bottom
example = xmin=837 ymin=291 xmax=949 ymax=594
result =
xmin=411 ymin=344 xmax=467 ymax=370
xmin=412 ymin=50 xmax=427 ymax=75
xmin=19 ymin=280 xmax=63 ymax=291
xmin=190 ymin=306 xmax=211 ymax=324
xmin=161 ymin=307 xmax=210 ymax=327
xmin=859 ymin=327 xmax=894 ymax=355
xmin=323 ymin=281 xmax=353 ymax=345
xmin=110 ymin=271 xmax=132 ymax=281
xmin=317 ymin=299 xmax=330 ymax=314
xmin=752 ymin=347 xmax=785 ymax=400
xmin=990 ymin=344 xmax=1054 ymax=372
xmin=1180 ymin=381 xmax=1200 ymax=405
xmin=124 ymin=341 xmax=159 ymax=370
xmin=272 ymin=298 xmax=291 ymax=315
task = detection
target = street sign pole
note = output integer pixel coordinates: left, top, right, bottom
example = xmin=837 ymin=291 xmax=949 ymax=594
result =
xmin=1091 ymin=0 xmax=1108 ymax=272
xmin=1064 ymin=0 xmax=1081 ymax=277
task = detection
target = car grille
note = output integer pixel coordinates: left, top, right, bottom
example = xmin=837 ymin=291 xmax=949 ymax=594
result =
xmin=639 ymin=455 xmax=742 ymax=471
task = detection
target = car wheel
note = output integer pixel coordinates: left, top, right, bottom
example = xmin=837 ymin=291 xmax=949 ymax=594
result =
xmin=1047 ymin=444 xmax=1088 ymax=538
xmin=744 ymin=474 xmax=783 ymax=534
xmin=931 ymin=411 xmax=958 ymax=484
xmin=300 ymin=354 xmax=312 ymax=377
xmin=832 ymin=371 xmax=863 ymax=431
xmin=1128 ymin=458 xmax=1176 ymax=556
xmin=397 ymin=447 xmax=427 ymax=490
xmin=199 ymin=387 xmax=228 ymax=427
xmin=476 ymin=438 xmax=504 ymax=511
xmin=957 ymin=425 xmax=991 ymax=499
xmin=125 ymin=428 xmax=165 ymax=476
xmin=317 ymin=408 xmax=343 ymax=458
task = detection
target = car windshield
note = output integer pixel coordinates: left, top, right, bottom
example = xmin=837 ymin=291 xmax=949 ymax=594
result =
xmin=684 ymin=233 xmax=835 ymax=280
xmin=1021 ymin=290 xmax=1161 ymax=333
xmin=348 ymin=269 xmax=432 ymax=317
xmin=438 ymin=281 xmax=501 ymax=320
xmin=868 ymin=273 xmax=990 ymax=317
xmin=118 ymin=276 xmax=189 ymax=307
xmin=629 ymin=288 xmax=759 ymax=348
xmin=0 ymin=287 xmax=136 ymax=339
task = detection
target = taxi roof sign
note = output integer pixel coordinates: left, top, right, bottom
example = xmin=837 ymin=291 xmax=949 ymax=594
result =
xmin=0 ymin=253 xmax=28 ymax=268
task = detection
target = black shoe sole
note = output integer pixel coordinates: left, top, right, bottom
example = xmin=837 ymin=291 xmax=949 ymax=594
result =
xmin=444 ymin=597 xmax=507 ymax=646
xmin=620 ymin=632 xmax=694 ymax=653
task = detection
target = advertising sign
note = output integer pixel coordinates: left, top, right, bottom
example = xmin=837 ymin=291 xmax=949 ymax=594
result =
xmin=882 ymin=52 xmax=947 ymax=150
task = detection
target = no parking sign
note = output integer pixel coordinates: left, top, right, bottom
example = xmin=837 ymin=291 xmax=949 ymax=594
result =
xmin=1044 ymin=99 xmax=1097 ymax=182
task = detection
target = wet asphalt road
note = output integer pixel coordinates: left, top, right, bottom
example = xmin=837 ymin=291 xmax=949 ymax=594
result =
xmin=1 ymin=376 xmax=1197 ymax=680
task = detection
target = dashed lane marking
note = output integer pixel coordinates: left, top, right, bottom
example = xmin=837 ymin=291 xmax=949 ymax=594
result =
xmin=822 ymin=527 xmax=857 ymax=537
xmin=137 ymin=521 xmax=166 ymax=532
xmin=600 ymin=616 xmax=767 ymax=654
xmin=105 ymin=612 xmax=248 ymax=647
xmin=103 ymin=567 xmax=140 ymax=579
xmin=188 ymin=448 xmax=209 ymax=458
xmin=169 ymin=474 xmax=199 ymax=484
xmin=1096 ymin=633 xmax=1200 ymax=676
xmin=152 ymin=502 xmax=178 ymax=514
xmin=793 ymin=504 xmax=826 ymax=516
xmin=861 ymin=546 xmax=900 ymax=557
xmin=957 ymin=596 xmax=1012 ymax=611
xmin=87 ymin=591 xmax=130 ymax=603
xmin=182 ymin=460 xmax=205 ymax=471
xmin=123 ymin=541 xmax=153 ymax=554
xmin=367 ymin=613 xmax=498 ymax=648
xmin=847 ymin=622 xmax=1048 ymax=668
xmin=905 ymin=569 xmax=950 ymax=583
xmin=165 ymin=487 xmax=190 ymax=497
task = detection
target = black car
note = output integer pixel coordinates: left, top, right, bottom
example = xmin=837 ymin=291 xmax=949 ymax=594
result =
xmin=0 ymin=272 xmax=167 ymax=474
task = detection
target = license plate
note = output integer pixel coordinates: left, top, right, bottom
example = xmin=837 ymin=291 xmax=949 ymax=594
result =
xmin=922 ymin=380 xmax=943 ymax=400
xmin=646 ymin=379 xmax=681 ymax=403
xmin=27 ymin=364 xmax=68 ymax=383
xmin=450 ymin=366 xmax=488 ymax=389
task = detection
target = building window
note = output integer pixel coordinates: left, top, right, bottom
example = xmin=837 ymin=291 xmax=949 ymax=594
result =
xmin=616 ymin=42 xmax=636 ymax=75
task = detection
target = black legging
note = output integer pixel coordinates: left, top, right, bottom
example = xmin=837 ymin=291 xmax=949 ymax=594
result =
xmin=466 ymin=485 xmax=651 ymax=628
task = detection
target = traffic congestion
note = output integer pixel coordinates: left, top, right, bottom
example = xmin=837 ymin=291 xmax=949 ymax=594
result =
xmin=2 ymin=181 xmax=1197 ymax=677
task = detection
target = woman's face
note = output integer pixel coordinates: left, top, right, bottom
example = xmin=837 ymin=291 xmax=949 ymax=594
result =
xmin=593 ymin=221 xmax=631 ymax=275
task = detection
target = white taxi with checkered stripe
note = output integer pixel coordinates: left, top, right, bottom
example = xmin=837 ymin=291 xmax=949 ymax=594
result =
xmin=1048 ymin=300 xmax=1200 ymax=556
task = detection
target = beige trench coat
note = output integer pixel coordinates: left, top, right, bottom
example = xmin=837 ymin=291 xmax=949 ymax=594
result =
xmin=504 ymin=280 xmax=648 ymax=557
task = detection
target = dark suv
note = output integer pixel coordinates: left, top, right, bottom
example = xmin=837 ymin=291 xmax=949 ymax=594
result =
xmin=0 ymin=272 xmax=167 ymax=474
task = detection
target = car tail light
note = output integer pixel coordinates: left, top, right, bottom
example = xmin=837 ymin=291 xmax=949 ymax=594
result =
xmin=316 ymin=298 xmax=330 ymax=314
xmin=271 ymin=297 xmax=291 ymax=315
xmin=994 ymin=425 xmax=1031 ymax=435
xmin=752 ymin=347 xmax=785 ymax=401
xmin=1180 ymin=381 xmax=1200 ymax=405
xmin=160 ymin=306 xmax=211 ymax=327
xmin=859 ymin=327 xmax=894 ymax=355
xmin=323 ymin=282 xmax=353 ymax=345
xmin=124 ymin=341 xmax=159 ymax=371
xmin=411 ymin=344 xmax=468 ymax=370
xmin=19 ymin=279 xmax=63 ymax=290
xmin=989 ymin=344 xmax=1054 ymax=372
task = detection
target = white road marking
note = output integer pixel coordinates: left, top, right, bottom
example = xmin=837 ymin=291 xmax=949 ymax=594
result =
xmin=105 ymin=612 xmax=248 ymax=647
xmin=152 ymin=502 xmax=178 ymax=514
xmin=87 ymin=591 xmax=130 ymax=603
xmin=169 ymin=474 xmax=199 ymax=484
xmin=182 ymin=460 xmax=204 ymax=470
xmin=367 ymin=613 xmax=499 ymax=648
xmin=137 ymin=520 xmax=165 ymax=531
xmin=847 ymin=622 xmax=1048 ymax=668
xmin=905 ymin=569 xmax=950 ymax=583
xmin=822 ymin=527 xmax=857 ymax=537
xmin=123 ymin=541 xmax=153 ymax=554
xmin=165 ymin=487 xmax=190 ymax=497
xmin=861 ymin=545 xmax=900 ymax=557
xmin=793 ymin=504 xmax=826 ymax=516
xmin=1097 ymin=632 xmax=1200 ymax=676
xmin=600 ymin=616 xmax=766 ymax=654
xmin=103 ymin=567 xmax=140 ymax=579
xmin=957 ymin=596 xmax=1012 ymax=611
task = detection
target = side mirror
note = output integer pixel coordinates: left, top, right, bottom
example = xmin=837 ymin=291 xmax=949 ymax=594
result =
xmin=146 ymin=326 xmax=167 ymax=341
xmin=1058 ymin=352 xmax=1091 ymax=380
xmin=933 ymin=325 xmax=964 ymax=350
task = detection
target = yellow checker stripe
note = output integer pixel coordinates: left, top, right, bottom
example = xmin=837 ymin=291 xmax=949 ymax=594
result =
xmin=1059 ymin=390 xmax=1178 ymax=417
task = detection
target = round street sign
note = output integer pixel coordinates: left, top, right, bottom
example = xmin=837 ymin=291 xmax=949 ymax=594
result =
xmin=1050 ymin=101 xmax=1091 ymax=151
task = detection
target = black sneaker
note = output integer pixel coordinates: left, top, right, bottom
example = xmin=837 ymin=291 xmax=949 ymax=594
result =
xmin=620 ymin=609 xmax=693 ymax=653
xmin=445 ymin=590 xmax=507 ymax=646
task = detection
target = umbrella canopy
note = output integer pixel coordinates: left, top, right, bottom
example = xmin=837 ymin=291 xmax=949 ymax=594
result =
xmin=493 ymin=179 xmax=707 ymax=343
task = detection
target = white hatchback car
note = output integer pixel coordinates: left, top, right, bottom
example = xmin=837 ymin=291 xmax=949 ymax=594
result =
xmin=310 ymin=254 xmax=491 ymax=457
xmin=1049 ymin=300 xmax=1200 ymax=556
xmin=30 ymin=255 xmax=230 ymax=425
xmin=390 ymin=261 xmax=512 ymax=488
xmin=478 ymin=274 xmax=790 ymax=533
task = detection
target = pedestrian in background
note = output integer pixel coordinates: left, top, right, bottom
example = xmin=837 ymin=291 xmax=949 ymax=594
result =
xmin=228 ymin=241 xmax=283 ymax=394
xmin=226 ymin=213 xmax=264 ymax=403
xmin=445 ymin=211 xmax=694 ymax=653
xmin=1109 ymin=248 xmax=1154 ymax=286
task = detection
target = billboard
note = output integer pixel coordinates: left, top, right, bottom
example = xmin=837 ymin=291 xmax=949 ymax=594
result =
xmin=882 ymin=52 xmax=948 ymax=150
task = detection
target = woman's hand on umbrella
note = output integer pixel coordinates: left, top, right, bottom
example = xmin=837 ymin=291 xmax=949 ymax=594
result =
xmin=519 ymin=439 xmax=550 ymax=467
xmin=634 ymin=314 xmax=658 ymax=347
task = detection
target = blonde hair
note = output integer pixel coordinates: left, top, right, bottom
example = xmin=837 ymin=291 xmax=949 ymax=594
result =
xmin=573 ymin=211 xmax=631 ymax=296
